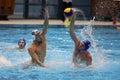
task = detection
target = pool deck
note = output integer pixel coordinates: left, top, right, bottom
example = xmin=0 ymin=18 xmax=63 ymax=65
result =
xmin=0 ymin=19 xmax=120 ymax=26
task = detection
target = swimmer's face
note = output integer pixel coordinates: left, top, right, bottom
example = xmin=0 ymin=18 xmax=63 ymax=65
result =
xmin=32 ymin=32 xmax=42 ymax=43
xmin=35 ymin=33 xmax=42 ymax=42
xmin=79 ymin=42 xmax=85 ymax=49
xmin=18 ymin=40 xmax=25 ymax=48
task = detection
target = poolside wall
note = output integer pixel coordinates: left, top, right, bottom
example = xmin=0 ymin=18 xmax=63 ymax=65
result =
xmin=5 ymin=0 xmax=120 ymax=20
xmin=7 ymin=0 xmax=91 ymax=20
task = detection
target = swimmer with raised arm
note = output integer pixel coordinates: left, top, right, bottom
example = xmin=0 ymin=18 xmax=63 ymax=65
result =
xmin=27 ymin=7 xmax=49 ymax=67
xmin=64 ymin=8 xmax=92 ymax=66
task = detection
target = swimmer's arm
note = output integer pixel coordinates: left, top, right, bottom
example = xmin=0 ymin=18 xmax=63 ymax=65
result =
xmin=69 ymin=16 xmax=78 ymax=43
xmin=86 ymin=52 xmax=92 ymax=66
xmin=72 ymin=56 xmax=76 ymax=64
xmin=42 ymin=7 xmax=49 ymax=35
xmin=28 ymin=48 xmax=45 ymax=67
xmin=72 ymin=55 xmax=79 ymax=67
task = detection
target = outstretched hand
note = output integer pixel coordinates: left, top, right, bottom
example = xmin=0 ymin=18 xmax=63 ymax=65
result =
xmin=44 ymin=7 xmax=49 ymax=19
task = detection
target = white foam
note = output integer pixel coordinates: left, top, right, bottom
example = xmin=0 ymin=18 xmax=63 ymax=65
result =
xmin=80 ymin=17 xmax=106 ymax=67
xmin=0 ymin=55 xmax=12 ymax=67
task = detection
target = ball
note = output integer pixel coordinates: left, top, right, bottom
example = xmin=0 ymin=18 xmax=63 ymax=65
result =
xmin=64 ymin=8 xmax=74 ymax=17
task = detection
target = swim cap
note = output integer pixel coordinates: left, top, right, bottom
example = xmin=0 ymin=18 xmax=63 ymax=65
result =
xmin=32 ymin=29 xmax=42 ymax=41
xmin=32 ymin=29 xmax=39 ymax=35
xmin=18 ymin=39 xmax=26 ymax=46
xmin=82 ymin=40 xmax=91 ymax=51
xmin=64 ymin=8 xmax=74 ymax=17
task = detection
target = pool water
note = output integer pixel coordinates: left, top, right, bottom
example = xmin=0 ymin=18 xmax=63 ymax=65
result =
xmin=0 ymin=24 xmax=120 ymax=80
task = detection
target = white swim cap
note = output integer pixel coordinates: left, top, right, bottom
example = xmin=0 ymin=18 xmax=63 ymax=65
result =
xmin=32 ymin=29 xmax=39 ymax=35
xmin=32 ymin=29 xmax=40 ymax=41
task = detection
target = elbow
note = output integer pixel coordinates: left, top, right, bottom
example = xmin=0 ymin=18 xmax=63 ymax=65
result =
xmin=27 ymin=47 xmax=32 ymax=53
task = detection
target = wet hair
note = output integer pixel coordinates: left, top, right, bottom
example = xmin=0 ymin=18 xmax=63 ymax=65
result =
xmin=18 ymin=39 xmax=26 ymax=46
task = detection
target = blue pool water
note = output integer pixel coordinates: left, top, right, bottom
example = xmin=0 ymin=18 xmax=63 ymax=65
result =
xmin=0 ymin=24 xmax=120 ymax=80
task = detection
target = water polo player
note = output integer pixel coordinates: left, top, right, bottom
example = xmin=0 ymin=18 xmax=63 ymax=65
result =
xmin=65 ymin=8 xmax=92 ymax=66
xmin=27 ymin=7 xmax=49 ymax=67
xmin=16 ymin=39 xmax=26 ymax=49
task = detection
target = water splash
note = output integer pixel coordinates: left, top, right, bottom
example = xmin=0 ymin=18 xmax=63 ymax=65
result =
xmin=80 ymin=16 xmax=105 ymax=67
xmin=73 ymin=8 xmax=86 ymax=20
xmin=81 ymin=17 xmax=96 ymax=46
xmin=0 ymin=54 xmax=12 ymax=68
